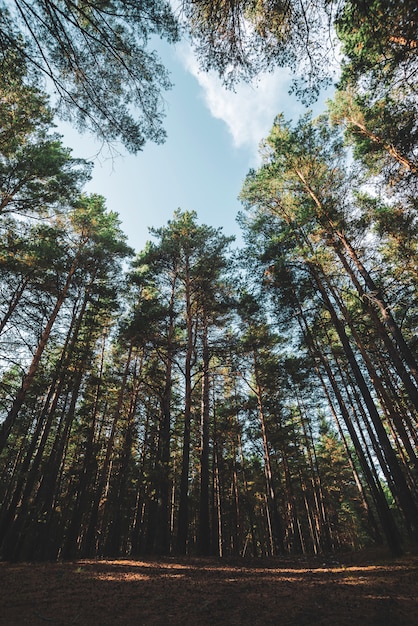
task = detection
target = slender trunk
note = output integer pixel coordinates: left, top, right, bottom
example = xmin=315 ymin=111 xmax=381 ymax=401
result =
xmin=154 ymin=277 xmax=177 ymax=554
xmin=322 ymin=268 xmax=418 ymax=479
xmin=213 ymin=429 xmax=223 ymax=557
xmin=130 ymin=403 xmax=153 ymax=556
xmin=61 ymin=328 xmax=109 ymax=559
xmin=20 ymin=314 xmax=99 ymax=561
xmin=0 ymin=296 xmax=80 ymax=533
xmin=337 ymin=233 xmax=417 ymax=386
xmin=315 ymin=364 xmax=383 ymax=544
xmin=252 ymin=351 xmax=285 ymax=555
xmin=377 ymin=354 xmax=418 ymax=449
xmin=104 ymin=354 xmax=143 ymax=557
xmin=237 ymin=430 xmax=258 ymax=557
xmin=298 ymin=468 xmax=320 ymax=554
xmin=332 ymin=242 xmax=418 ymax=408
xmin=0 ymin=275 xmax=31 ymax=335
xmin=346 ymin=116 xmax=418 ymax=174
xmin=198 ymin=314 xmax=211 ymax=555
xmin=295 ymin=167 xmax=418 ymax=387
xmin=298 ymin=401 xmax=333 ymax=554
xmin=0 ymin=247 xmax=83 ymax=453
xmin=82 ymin=342 xmax=134 ymax=557
xmin=230 ymin=438 xmax=242 ymax=556
xmin=294 ymin=281 xmax=402 ymax=554
xmin=309 ymin=263 xmax=418 ymax=541
xmin=282 ymin=447 xmax=304 ymax=554
xmin=0 ymin=290 xmax=90 ymax=557
xmin=322 ymin=351 xmax=402 ymax=553
xmin=27 ymin=367 xmax=85 ymax=561
xmin=176 ymin=258 xmax=194 ymax=554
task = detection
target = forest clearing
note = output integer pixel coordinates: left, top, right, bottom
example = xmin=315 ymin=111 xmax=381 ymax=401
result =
xmin=1 ymin=551 xmax=417 ymax=625
xmin=1 ymin=0 xmax=417 ymax=600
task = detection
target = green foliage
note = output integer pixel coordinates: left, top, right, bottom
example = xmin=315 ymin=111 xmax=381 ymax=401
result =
xmin=336 ymin=0 xmax=417 ymax=92
xmin=0 ymin=1 xmax=417 ymax=562
xmin=0 ymin=53 xmax=91 ymax=218
xmin=331 ymin=1 xmax=418 ymax=194
xmin=181 ymin=0 xmax=336 ymax=98
xmin=1 ymin=0 xmax=179 ymax=151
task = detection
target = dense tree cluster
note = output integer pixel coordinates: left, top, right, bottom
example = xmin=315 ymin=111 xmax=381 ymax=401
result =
xmin=0 ymin=1 xmax=416 ymax=560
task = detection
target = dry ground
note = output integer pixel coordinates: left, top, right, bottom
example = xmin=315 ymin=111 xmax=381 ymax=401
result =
xmin=1 ymin=550 xmax=417 ymax=625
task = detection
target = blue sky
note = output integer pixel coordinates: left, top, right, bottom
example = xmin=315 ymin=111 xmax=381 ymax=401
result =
xmin=57 ymin=41 xmax=330 ymax=254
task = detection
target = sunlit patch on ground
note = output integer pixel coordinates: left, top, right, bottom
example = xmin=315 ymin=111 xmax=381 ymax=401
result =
xmin=0 ymin=552 xmax=417 ymax=625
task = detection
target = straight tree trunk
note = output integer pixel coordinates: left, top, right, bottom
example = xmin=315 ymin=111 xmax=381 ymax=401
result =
xmin=0 ymin=288 xmax=91 ymax=558
xmin=252 ymin=351 xmax=285 ymax=555
xmin=61 ymin=327 xmax=109 ymax=559
xmin=293 ymin=278 xmax=402 ymax=554
xmin=198 ymin=314 xmax=211 ymax=555
xmin=176 ymin=257 xmax=195 ymax=555
xmin=332 ymin=243 xmax=418 ymax=408
xmin=154 ymin=278 xmax=177 ymax=555
xmin=295 ymin=168 xmax=418 ymax=391
xmin=315 ymin=364 xmax=383 ymax=544
xmin=0 ymin=275 xmax=31 ymax=335
xmin=322 ymin=270 xmax=418 ymax=480
xmin=0 ymin=247 xmax=84 ymax=454
xmin=308 ymin=263 xmax=418 ymax=542
xmin=82 ymin=342 xmax=134 ymax=557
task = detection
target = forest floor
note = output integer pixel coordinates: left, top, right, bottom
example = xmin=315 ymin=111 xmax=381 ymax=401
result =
xmin=0 ymin=549 xmax=417 ymax=625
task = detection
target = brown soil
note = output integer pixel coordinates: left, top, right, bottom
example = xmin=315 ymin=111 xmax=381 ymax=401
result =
xmin=1 ymin=550 xmax=417 ymax=625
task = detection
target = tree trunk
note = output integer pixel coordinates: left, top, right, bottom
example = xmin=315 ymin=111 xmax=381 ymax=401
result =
xmin=176 ymin=257 xmax=194 ymax=554
xmin=154 ymin=278 xmax=177 ymax=555
xmin=82 ymin=342 xmax=134 ymax=557
xmin=252 ymin=351 xmax=285 ymax=555
xmin=0 ymin=247 xmax=83 ymax=454
xmin=294 ymin=277 xmax=402 ymax=554
xmin=309 ymin=263 xmax=418 ymax=542
xmin=198 ymin=314 xmax=211 ymax=555
xmin=0 ymin=275 xmax=31 ymax=335
xmin=295 ymin=167 xmax=418 ymax=389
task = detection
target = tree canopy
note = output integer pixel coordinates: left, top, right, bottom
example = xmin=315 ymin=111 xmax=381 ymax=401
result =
xmin=1 ymin=0 xmax=179 ymax=151
xmin=181 ymin=0 xmax=417 ymax=99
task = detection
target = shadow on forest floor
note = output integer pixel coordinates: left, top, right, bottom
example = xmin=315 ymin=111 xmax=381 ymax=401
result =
xmin=1 ymin=549 xmax=417 ymax=625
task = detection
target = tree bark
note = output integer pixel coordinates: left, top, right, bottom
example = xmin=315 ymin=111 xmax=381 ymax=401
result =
xmin=197 ymin=313 xmax=211 ymax=555
xmin=0 ymin=246 xmax=84 ymax=454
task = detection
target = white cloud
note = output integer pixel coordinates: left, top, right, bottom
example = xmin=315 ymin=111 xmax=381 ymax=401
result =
xmin=178 ymin=43 xmax=303 ymax=159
